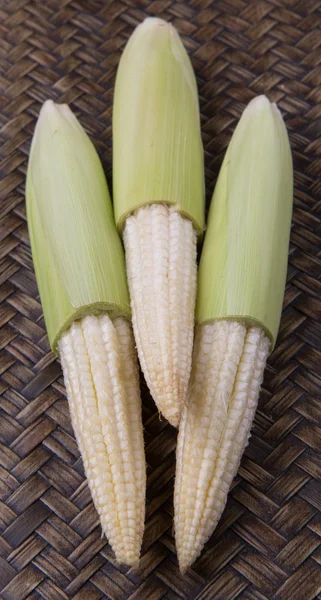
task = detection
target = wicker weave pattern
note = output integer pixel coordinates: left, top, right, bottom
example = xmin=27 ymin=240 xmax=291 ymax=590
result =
xmin=1 ymin=1 xmax=321 ymax=598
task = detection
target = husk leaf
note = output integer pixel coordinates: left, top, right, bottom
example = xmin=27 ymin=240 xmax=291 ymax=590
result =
xmin=113 ymin=17 xmax=205 ymax=234
xmin=26 ymin=100 xmax=130 ymax=353
xmin=196 ymin=95 xmax=293 ymax=348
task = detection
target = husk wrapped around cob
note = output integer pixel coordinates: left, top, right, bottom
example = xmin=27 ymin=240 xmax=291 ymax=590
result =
xmin=174 ymin=95 xmax=293 ymax=572
xmin=26 ymin=101 xmax=145 ymax=567
xmin=113 ymin=17 xmax=205 ymax=427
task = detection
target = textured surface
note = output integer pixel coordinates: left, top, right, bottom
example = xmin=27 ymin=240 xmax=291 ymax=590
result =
xmin=0 ymin=1 xmax=321 ymax=599
xmin=124 ymin=204 xmax=197 ymax=427
xmin=59 ymin=315 xmax=145 ymax=567
xmin=175 ymin=322 xmax=270 ymax=573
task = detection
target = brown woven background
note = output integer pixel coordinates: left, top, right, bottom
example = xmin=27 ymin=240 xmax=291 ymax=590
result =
xmin=1 ymin=0 xmax=321 ymax=598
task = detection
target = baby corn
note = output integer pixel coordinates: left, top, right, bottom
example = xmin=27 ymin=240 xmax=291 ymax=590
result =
xmin=60 ymin=315 xmax=144 ymax=566
xmin=175 ymin=321 xmax=270 ymax=572
xmin=113 ymin=18 xmax=204 ymax=427
xmin=26 ymin=101 xmax=145 ymax=566
xmin=174 ymin=96 xmax=293 ymax=571
xmin=123 ymin=204 xmax=197 ymax=427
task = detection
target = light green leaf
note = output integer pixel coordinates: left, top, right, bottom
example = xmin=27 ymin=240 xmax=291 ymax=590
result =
xmin=196 ymin=95 xmax=293 ymax=347
xmin=113 ymin=17 xmax=205 ymax=234
xmin=26 ymin=101 xmax=130 ymax=353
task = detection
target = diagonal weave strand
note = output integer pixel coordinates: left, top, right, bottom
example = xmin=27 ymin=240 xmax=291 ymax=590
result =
xmin=1 ymin=0 xmax=321 ymax=599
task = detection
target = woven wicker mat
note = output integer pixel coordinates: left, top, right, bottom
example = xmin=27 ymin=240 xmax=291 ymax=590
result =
xmin=1 ymin=1 xmax=321 ymax=599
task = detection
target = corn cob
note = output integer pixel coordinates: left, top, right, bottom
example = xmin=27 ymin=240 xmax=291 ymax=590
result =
xmin=59 ymin=315 xmax=144 ymax=566
xmin=26 ymin=101 xmax=145 ymax=566
xmin=174 ymin=96 xmax=293 ymax=572
xmin=113 ymin=18 xmax=204 ymax=427
xmin=175 ymin=321 xmax=270 ymax=571
xmin=123 ymin=204 xmax=197 ymax=427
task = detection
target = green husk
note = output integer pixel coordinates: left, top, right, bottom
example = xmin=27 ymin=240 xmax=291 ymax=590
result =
xmin=113 ymin=17 xmax=205 ymax=234
xmin=26 ymin=100 xmax=130 ymax=354
xmin=196 ymin=95 xmax=293 ymax=348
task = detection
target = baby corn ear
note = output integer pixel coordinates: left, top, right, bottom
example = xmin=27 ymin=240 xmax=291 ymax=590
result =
xmin=26 ymin=101 xmax=145 ymax=567
xmin=123 ymin=204 xmax=197 ymax=427
xmin=113 ymin=18 xmax=205 ymax=426
xmin=59 ymin=315 xmax=145 ymax=567
xmin=175 ymin=96 xmax=293 ymax=571
xmin=175 ymin=321 xmax=270 ymax=572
